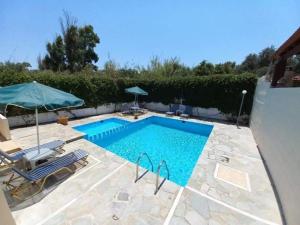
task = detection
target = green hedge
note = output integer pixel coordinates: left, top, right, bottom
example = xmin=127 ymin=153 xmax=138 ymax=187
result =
xmin=0 ymin=71 xmax=257 ymax=116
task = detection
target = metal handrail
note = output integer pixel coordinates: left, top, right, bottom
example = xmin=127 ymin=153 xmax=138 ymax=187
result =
xmin=154 ymin=160 xmax=170 ymax=195
xmin=135 ymin=152 xmax=154 ymax=182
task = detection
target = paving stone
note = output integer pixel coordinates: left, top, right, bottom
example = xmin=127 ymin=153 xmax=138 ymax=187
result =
xmin=190 ymin=193 xmax=210 ymax=218
xmin=185 ymin=210 xmax=208 ymax=225
xmin=170 ymin=217 xmax=190 ymax=225
xmin=71 ymin=215 xmax=94 ymax=225
xmin=169 ymin=189 xmax=268 ymax=225
xmin=207 ymin=188 xmax=220 ymax=199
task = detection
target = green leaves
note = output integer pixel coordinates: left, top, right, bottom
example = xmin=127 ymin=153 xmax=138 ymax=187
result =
xmin=0 ymin=62 xmax=31 ymax=73
xmin=238 ymin=46 xmax=276 ymax=73
xmin=193 ymin=60 xmax=215 ymax=76
xmin=39 ymin=13 xmax=100 ymax=73
xmin=0 ymin=71 xmax=257 ymax=116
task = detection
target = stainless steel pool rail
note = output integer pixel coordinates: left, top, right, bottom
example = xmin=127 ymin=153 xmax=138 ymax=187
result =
xmin=135 ymin=152 xmax=154 ymax=183
xmin=154 ymin=160 xmax=170 ymax=195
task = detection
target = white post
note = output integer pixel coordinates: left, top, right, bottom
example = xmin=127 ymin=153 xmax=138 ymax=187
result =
xmin=35 ymin=107 xmax=40 ymax=152
xmin=135 ymin=95 xmax=138 ymax=106
xmin=236 ymin=90 xmax=247 ymax=128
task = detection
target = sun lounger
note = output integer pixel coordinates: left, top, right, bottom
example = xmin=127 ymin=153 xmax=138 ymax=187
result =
xmin=121 ymin=110 xmax=131 ymax=115
xmin=120 ymin=103 xmax=132 ymax=115
xmin=176 ymin=104 xmax=186 ymax=115
xmin=180 ymin=113 xmax=189 ymax=119
xmin=0 ymin=140 xmax=65 ymax=165
xmin=3 ymin=149 xmax=89 ymax=199
xmin=166 ymin=111 xmax=175 ymax=116
xmin=166 ymin=104 xmax=178 ymax=116
xmin=178 ymin=105 xmax=192 ymax=119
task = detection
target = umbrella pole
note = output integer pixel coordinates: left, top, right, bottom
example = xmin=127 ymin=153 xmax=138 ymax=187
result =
xmin=35 ymin=107 xmax=40 ymax=153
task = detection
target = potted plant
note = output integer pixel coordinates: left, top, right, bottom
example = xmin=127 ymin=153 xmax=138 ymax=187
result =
xmin=58 ymin=115 xmax=69 ymax=125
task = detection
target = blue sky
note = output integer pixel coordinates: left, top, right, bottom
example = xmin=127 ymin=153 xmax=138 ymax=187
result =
xmin=0 ymin=0 xmax=299 ymax=69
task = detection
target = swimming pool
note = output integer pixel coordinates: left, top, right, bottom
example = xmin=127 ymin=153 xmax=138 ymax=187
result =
xmin=74 ymin=116 xmax=213 ymax=186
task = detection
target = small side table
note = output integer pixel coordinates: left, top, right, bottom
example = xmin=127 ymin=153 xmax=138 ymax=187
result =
xmin=23 ymin=148 xmax=56 ymax=169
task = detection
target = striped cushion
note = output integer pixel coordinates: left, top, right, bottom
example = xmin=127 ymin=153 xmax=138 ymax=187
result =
xmin=13 ymin=149 xmax=88 ymax=181
xmin=20 ymin=140 xmax=65 ymax=154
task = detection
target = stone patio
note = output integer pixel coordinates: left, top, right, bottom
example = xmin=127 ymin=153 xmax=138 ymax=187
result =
xmin=0 ymin=112 xmax=282 ymax=225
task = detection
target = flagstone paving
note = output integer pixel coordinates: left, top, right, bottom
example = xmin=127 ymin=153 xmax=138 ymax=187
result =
xmin=1 ymin=112 xmax=282 ymax=225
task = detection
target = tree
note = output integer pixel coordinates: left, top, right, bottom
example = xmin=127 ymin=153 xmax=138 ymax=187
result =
xmin=287 ymin=54 xmax=300 ymax=73
xmin=239 ymin=53 xmax=259 ymax=72
xmin=78 ymin=25 xmax=100 ymax=70
xmin=160 ymin=58 xmax=190 ymax=77
xmin=214 ymin=61 xmax=236 ymax=74
xmin=193 ymin=60 xmax=215 ymax=76
xmin=0 ymin=61 xmax=31 ymax=72
xmin=103 ymin=59 xmax=118 ymax=79
xmin=39 ymin=12 xmax=100 ymax=72
xmin=145 ymin=57 xmax=189 ymax=77
xmin=39 ymin=36 xmax=65 ymax=71
xmin=258 ymin=46 xmax=275 ymax=67
xmin=238 ymin=46 xmax=275 ymax=74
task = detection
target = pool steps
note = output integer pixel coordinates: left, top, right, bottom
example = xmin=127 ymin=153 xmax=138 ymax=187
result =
xmin=84 ymin=116 xmax=213 ymax=143
xmin=85 ymin=119 xmax=148 ymax=142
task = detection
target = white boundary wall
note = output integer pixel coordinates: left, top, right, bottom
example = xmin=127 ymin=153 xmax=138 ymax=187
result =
xmin=7 ymin=104 xmax=116 ymax=128
xmin=145 ymin=102 xmax=240 ymax=121
xmin=7 ymin=102 xmax=247 ymax=128
xmin=250 ymin=77 xmax=300 ymax=225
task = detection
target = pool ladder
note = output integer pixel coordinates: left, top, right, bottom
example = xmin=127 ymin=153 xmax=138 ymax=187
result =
xmin=154 ymin=160 xmax=170 ymax=195
xmin=135 ymin=152 xmax=154 ymax=182
xmin=135 ymin=153 xmax=170 ymax=195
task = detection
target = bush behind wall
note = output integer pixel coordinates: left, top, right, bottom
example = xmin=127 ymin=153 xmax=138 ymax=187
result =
xmin=0 ymin=71 xmax=257 ymax=116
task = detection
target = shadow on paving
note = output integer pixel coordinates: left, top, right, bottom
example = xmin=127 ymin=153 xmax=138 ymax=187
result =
xmin=0 ymin=164 xmax=80 ymax=211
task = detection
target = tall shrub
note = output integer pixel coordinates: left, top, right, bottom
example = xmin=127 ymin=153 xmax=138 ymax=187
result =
xmin=0 ymin=71 xmax=257 ymax=116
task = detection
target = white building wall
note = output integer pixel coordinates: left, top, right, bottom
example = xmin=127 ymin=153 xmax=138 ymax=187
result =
xmin=0 ymin=114 xmax=11 ymax=140
xmin=250 ymin=77 xmax=300 ymax=225
xmin=0 ymin=190 xmax=16 ymax=225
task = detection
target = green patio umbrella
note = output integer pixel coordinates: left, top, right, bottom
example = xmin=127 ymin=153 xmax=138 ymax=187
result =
xmin=125 ymin=86 xmax=148 ymax=105
xmin=0 ymin=81 xmax=84 ymax=151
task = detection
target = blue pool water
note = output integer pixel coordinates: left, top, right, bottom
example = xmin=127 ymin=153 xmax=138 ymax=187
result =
xmin=74 ymin=116 xmax=213 ymax=186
